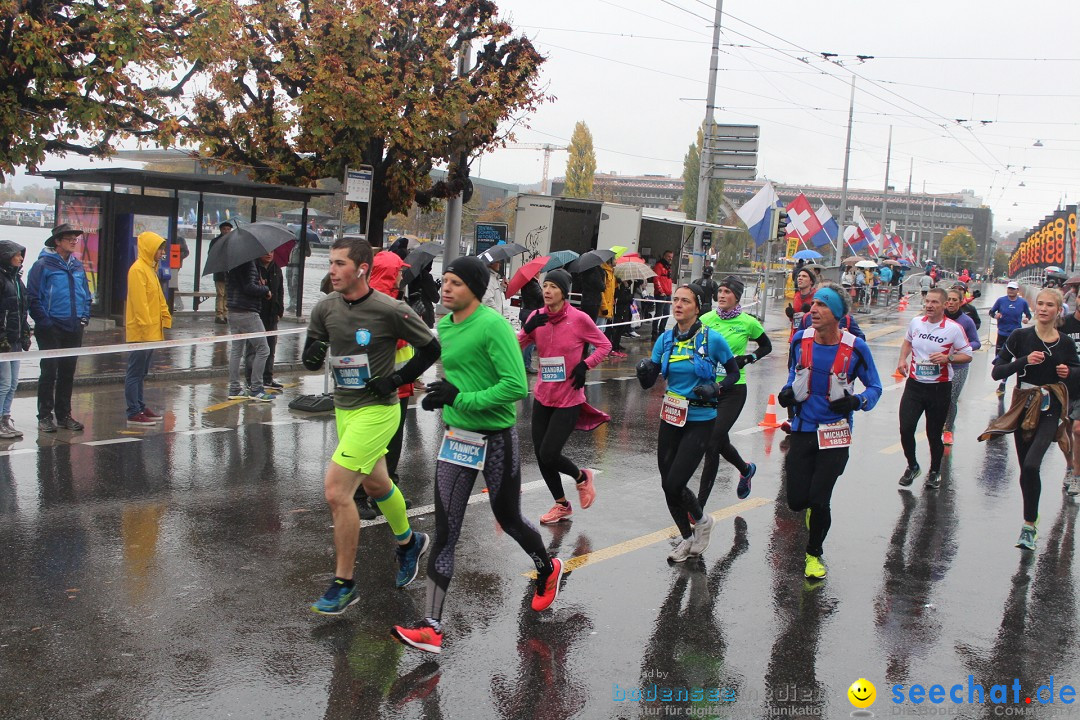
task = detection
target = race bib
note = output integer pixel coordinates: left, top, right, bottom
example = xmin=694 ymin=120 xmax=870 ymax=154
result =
xmin=539 ymin=356 xmax=567 ymax=383
xmin=660 ymin=392 xmax=689 ymax=427
xmin=914 ymin=361 xmax=941 ymax=379
xmin=331 ymin=354 xmax=370 ymax=388
xmin=817 ymin=420 xmax=852 ymax=449
xmin=438 ymin=428 xmax=488 ymax=470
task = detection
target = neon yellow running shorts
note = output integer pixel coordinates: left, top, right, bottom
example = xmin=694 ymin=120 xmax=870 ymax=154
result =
xmin=332 ymin=403 xmax=400 ymax=474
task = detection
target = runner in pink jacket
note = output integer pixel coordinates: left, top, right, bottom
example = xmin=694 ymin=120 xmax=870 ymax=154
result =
xmin=518 ymin=269 xmax=612 ymax=525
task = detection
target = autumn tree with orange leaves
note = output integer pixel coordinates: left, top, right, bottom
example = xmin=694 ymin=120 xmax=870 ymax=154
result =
xmin=180 ymin=0 xmax=547 ymax=243
xmin=0 ymin=0 xmax=218 ymax=178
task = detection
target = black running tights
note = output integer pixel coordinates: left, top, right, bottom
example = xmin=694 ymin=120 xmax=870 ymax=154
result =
xmin=899 ymin=380 xmax=952 ymax=473
xmin=1013 ymin=398 xmax=1061 ymax=524
xmin=698 ymin=384 xmax=749 ymax=508
xmin=784 ymin=432 xmax=849 ymax=557
xmin=426 ymin=427 xmax=551 ymax=622
xmin=531 ymin=400 xmax=582 ymax=502
xmin=657 ymin=419 xmax=713 ymax=540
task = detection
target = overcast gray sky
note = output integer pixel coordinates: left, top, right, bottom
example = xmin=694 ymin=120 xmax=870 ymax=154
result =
xmin=478 ymin=0 xmax=1080 ymax=232
xmin=12 ymin=0 xmax=1079 ymax=235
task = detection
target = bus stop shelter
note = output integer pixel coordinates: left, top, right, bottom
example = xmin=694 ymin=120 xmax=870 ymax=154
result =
xmin=37 ymin=168 xmax=336 ymax=320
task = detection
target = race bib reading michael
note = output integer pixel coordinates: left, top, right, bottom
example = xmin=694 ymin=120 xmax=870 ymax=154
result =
xmin=438 ymin=428 xmax=488 ymax=470
xmin=817 ymin=419 xmax=852 ymax=449
xmin=331 ymin=354 xmax=370 ymax=388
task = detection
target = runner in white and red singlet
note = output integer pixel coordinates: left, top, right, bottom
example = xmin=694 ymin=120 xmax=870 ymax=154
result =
xmin=894 ymin=287 xmax=973 ymax=490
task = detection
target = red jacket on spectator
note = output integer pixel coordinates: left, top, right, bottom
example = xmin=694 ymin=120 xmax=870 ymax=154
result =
xmin=652 ymin=258 xmax=672 ymax=296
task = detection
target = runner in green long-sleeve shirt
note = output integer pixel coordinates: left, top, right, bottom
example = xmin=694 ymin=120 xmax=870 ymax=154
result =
xmin=392 ymin=256 xmax=562 ymax=655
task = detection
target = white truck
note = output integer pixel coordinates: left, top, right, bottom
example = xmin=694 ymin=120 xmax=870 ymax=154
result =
xmin=512 ymin=193 xmax=731 ymax=283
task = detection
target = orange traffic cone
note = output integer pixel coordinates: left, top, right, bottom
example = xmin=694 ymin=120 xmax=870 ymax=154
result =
xmin=759 ymin=394 xmax=783 ymax=428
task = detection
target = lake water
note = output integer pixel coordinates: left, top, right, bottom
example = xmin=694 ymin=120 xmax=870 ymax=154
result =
xmin=1 ymin=225 xmax=51 ymax=265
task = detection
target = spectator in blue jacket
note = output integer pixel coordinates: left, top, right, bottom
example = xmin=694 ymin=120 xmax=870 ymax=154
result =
xmin=26 ymin=224 xmax=92 ymax=433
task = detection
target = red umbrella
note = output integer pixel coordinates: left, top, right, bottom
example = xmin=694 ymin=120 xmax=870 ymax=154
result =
xmin=506 ymin=255 xmax=550 ymax=298
xmin=616 ymin=253 xmax=645 ymax=264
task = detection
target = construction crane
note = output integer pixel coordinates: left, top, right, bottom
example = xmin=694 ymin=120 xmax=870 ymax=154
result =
xmin=506 ymin=143 xmax=568 ymax=195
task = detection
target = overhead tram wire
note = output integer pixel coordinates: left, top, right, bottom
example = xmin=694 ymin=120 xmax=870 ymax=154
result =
xmin=595 ymin=0 xmax=712 ymax=38
xmin=716 ymin=16 xmax=1012 ymax=176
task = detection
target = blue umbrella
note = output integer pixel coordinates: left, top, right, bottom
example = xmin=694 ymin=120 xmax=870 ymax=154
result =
xmin=542 ymin=250 xmax=579 ymax=271
xmin=793 ymin=249 xmax=823 ymax=260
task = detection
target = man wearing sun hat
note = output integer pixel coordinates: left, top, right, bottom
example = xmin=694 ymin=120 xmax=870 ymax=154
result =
xmin=26 ymin=224 xmax=93 ymax=433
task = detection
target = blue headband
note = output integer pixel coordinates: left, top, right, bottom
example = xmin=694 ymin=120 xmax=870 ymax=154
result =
xmin=815 ymin=287 xmax=845 ymax=320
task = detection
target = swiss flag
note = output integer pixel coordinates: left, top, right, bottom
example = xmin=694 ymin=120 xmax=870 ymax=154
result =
xmin=785 ymin=194 xmax=824 ymax=245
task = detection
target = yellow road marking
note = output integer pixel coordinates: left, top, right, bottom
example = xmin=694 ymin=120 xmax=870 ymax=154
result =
xmin=523 ymin=497 xmax=773 ymax=578
xmin=202 ymin=398 xmax=248 ymax=413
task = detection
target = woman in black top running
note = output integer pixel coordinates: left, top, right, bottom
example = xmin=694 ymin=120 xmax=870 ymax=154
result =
xmin=982 ymin=288 xmax=1080 ymax=551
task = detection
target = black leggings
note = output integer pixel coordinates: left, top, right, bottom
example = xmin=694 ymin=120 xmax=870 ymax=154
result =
xmin=426 ymin=427 xmax=550 ymax=622
xmin=698 ymin=384 xmax=749 ymax=508
xmin=1014 ymin=397 xmax=1061 ymax=524
xmin=657 ymin=419 xmax=713 ymax=540
xmin=531 ymin=400 xmax=582 ymax=502
xmin=385 ymin=396 xmax=409 ymax=480
xmin=899 ymin=380 xmax=952 ymax=472
xmin=784 ymin=432 xmax=849 ymax=557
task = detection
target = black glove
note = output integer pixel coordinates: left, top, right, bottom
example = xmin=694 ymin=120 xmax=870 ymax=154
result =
xmin=302 ymin=338 xmax=329 ymax=371
xmin=736 ymin=354 xmax=756 ymax=368
xmin=0 ymin=337 xmax=9 ymax=353
xmin=692 ymin=383 xmax=720 ymax=401
xmin=523 ymin=312 xmax=549 ymax=334
xmin=366 ymin=373 xmax=403 ymax=399
xmin=20 ymin=333 xmax=31 ymax=352
xmin=570 ymin=361 xmax=588 ymax=389
xmin=777 ymin=386 xmax=796 ymax=408
xmin=828 ymin=392 xmax=861 ymax=414
xmin=636 ymin=359 xmax=660 ymax=389
xmin=785 ymin=304 xmax=794 ymax=320
xmin=421 ymin=379 xmax=460 ymax=411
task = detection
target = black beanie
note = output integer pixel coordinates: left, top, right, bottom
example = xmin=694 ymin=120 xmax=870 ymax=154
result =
xmin=719 ymin=274 xmax=744 ymax=300
xmin=680 ymin=283 xmax=706 ymax=311
xmin=445 ymin=256 xmax=489 ymax=302
xmin=543 ymin=269 xmax=572 ymax=300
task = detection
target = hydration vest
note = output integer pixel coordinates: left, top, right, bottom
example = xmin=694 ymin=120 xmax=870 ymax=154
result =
xmin=792 ymin=327 xmax=858 ymax=403
xmin=660 ymin=327 xmax=718 ymax=384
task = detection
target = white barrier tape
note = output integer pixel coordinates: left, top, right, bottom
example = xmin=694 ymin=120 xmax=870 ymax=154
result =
xmin=0 ymin=327 xmax=307 ymax=363
xmin=598 ymin=301 xmax=761 ymax=331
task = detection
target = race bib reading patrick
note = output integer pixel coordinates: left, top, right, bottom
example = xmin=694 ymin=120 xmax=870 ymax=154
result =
xmin=816 ymin=419 xmax=852 ymax=449
xmin=539 ymin=356 xmax=567 ymax=382
xmin=660 ymin=392 xmax=689 ymax=427
xmin=331 ymin=354 xmax=370 ymax=388
xmin=914 ymin=361 xmax=940 ymax=379
xmin=438 ymin=428 xmax=488 ymax=470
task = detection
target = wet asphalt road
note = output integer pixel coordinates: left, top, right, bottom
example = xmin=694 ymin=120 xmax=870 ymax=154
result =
xmin=1 ymin=296 xmax=1079 ymax=720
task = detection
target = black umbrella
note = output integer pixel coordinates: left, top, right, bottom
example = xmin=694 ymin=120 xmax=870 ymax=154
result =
xmin=567 ymin=249 xmax=614 ymax=273
xmin=401 ymin=242 xmax=444 ymax=284
xmin=476 ymin=243 xmax=528 ymax=264
xmin=202 ymin=222 xmax=297 ymax=275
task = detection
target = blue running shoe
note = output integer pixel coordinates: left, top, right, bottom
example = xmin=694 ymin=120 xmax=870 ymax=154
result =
xmin=737 ymin=463 xmax=756 ymax=500
xmin=396 ymin=531 xmax=430 ymax=588
xmin=311 ymin=579 xmax=360 ymax=615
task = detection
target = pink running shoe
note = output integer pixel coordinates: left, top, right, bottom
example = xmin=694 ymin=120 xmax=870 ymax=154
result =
xmin=540 ymin=502 xmax=573 ymax=525
xmin=576 ymin=469 xmax=596 ymax=509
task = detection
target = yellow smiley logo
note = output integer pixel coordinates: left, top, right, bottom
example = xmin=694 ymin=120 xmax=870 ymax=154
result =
xmin=848 ymin=678 xmax=876 ymax=709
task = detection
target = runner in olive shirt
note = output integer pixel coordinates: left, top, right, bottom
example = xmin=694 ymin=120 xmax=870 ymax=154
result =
xmin=302 ymin=237 xmax=441 ymax=615
xmin=392 ymin=256 xmax=562 ymax=655
xmin=698 ymin=275 xmax=772 ymax=504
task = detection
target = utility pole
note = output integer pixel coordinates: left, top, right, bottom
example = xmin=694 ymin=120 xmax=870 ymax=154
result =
xmin=691 ymin=0 xmax=724 ymax=280
xmin=880 ymin=125 xmax=892 ymax=239
xmin=903 ymin=158 xmax=913 ymax=258
xmin=836 ymin=76 xmax=856 ymax=265
xmin=441 ymin=34 xmax=473 ymax=270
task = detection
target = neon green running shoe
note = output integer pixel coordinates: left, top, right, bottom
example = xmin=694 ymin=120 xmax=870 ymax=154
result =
xmin=804 ymin=553 xmax=827 ymax=580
